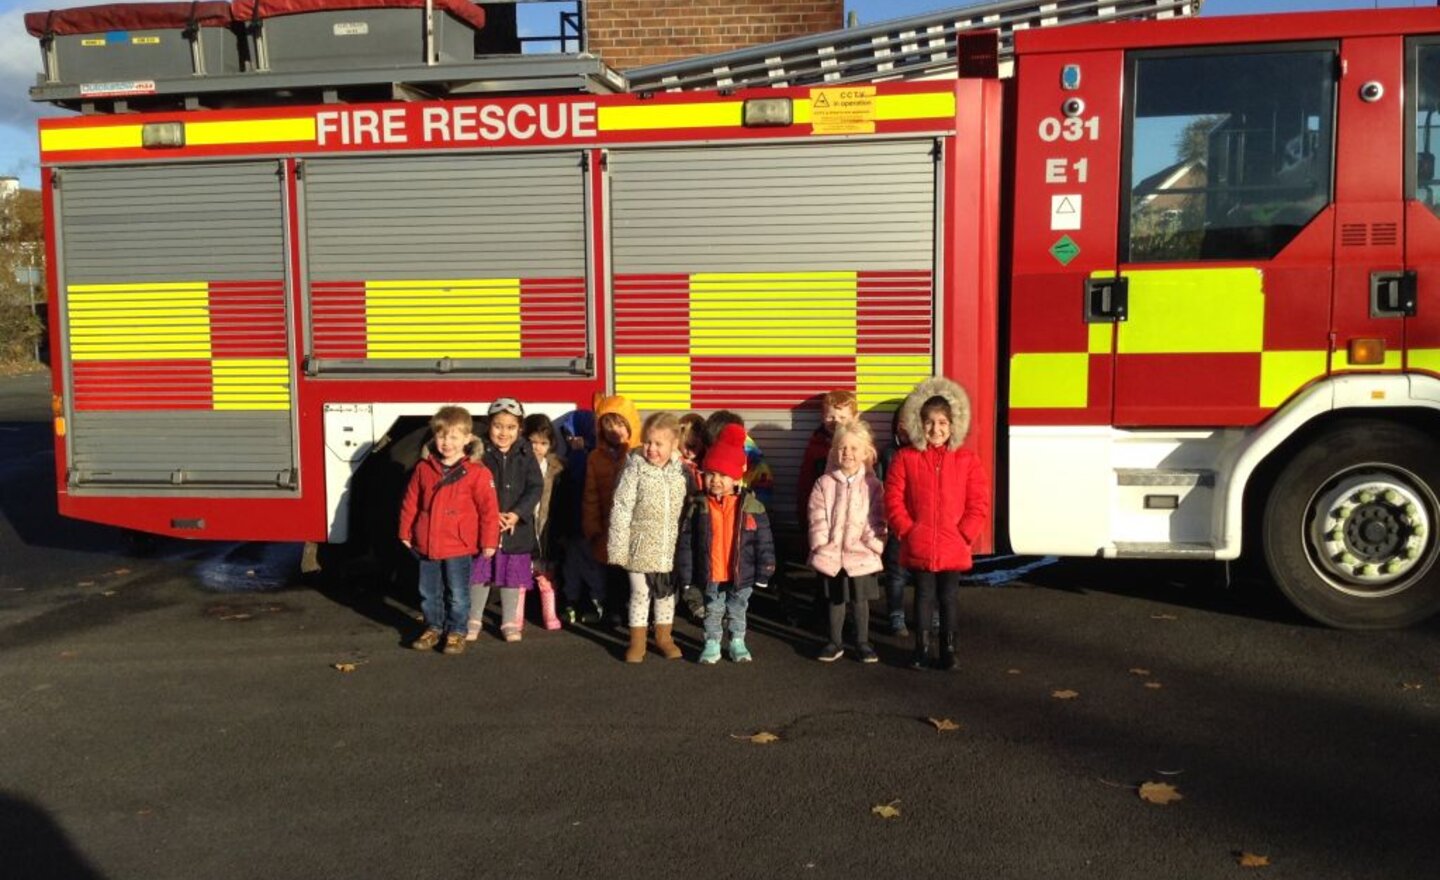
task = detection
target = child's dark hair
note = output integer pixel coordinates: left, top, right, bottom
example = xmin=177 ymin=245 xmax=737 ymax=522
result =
xmin=920 ymin=395 xmax=952 ymax=421
xmin=704 ymin=410 xmax=745 ymax=446
xmin=523 ymin=412 xmax=555 ymax=442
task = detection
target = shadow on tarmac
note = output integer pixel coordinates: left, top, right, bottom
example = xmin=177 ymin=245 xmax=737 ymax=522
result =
xmin=0 ymin=791 xmax=106 ymax=880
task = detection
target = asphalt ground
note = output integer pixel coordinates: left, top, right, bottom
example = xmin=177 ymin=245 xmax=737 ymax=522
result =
xmin=2 ymin=369 xmax=1439 ymax=880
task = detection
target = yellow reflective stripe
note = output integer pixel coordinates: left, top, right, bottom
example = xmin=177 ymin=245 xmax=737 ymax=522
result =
xmin=1409 ymin=348 xmax=1440 ymax=373
xmin=690 ymin=272 xmax=857 ymax=356
xmin=212 ymin=358 xmax=291 ymax=411
xmin=41 ymin=125 xmax=143 ymax=153
xmin=186 ymin=117 xmax=316 ymax=146
xmin=858 ymin=354 xmax=931 ymax=411
xmin=1088 ymin=323 xmax=1111 ymax=354
xmin=874 ymin=91 xmax=956 ymax=122
xmin=615 ymin=355 xmax=692 ymax=409
xmin=1260 ymin=350 xmax=1328 ymax=408
xmin=67 ymin=282 xmax=211 ymax=361
xmin=1009 ymin=353 xmax=1089 ymax=409
xmin=597 ymin=102 xmax=742 ymax=132
xmin=364 ymin=279 xmax=520 ymax=358
xmin=1115 ymin=267 xmax=1265 ymax=355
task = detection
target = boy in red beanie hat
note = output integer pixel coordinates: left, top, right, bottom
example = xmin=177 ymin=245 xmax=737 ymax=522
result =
xmin=675 ymin=424 xmax=776 ymax=664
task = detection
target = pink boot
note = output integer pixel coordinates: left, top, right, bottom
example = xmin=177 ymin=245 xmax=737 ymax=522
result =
xmin=537 ymin=574 xmax=562 ymax=631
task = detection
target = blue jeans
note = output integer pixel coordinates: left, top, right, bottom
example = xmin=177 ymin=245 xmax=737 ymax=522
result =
xmin=418 ymin=555 xmax=472 ymax=634
xmin=703 ymin=581 xmax=753 ymax=642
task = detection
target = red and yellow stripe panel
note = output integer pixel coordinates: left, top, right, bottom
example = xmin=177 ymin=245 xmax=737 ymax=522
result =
xmin=66 ymin=280 xmax=291 ymax=412
xmin=1009 ymin=267 xmax=1330 ymax=414
xmin=613 ymin=270 xmax=933 ymax=411
xmin=310 ymin=277 xmax=586 ymax=361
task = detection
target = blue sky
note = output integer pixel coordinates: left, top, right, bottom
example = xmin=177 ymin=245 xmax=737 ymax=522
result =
xmin=0 ymin=0 xmax=1432 ymax=187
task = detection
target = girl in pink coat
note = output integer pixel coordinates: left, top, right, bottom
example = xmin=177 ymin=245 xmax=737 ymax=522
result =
xmin=884 ymin=377 xmax=991 ymax=671
xmin=808 ymin=422 xmax=887 ymax=664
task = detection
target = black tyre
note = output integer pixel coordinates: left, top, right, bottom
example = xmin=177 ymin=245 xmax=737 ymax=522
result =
xmin=1262 ymin=421 xmax=1440 ymax=629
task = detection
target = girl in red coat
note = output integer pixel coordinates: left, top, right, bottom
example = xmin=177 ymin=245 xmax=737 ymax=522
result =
xmin=884 ymin=377 xmax=991 ymax=671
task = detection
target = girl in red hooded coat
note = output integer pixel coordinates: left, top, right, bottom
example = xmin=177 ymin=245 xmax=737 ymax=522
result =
xmin=884 ymin=377 xmax=991 ymax=671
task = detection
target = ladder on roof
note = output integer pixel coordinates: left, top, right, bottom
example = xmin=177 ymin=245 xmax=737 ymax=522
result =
xmin=626 ymin=0 xmax=1203 ymax=92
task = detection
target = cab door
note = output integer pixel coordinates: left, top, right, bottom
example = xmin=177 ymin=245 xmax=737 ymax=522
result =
xmin=1405 ymin=38 xmax=1440 ymax=375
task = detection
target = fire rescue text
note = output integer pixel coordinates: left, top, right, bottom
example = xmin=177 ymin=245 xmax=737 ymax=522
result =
xmin=315 ymin=101 xmax=599 ymax=147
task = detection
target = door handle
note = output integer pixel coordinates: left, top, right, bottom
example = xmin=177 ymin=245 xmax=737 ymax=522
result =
xmin=1370 ymin=270 xmax=1417 ymax=318
xmin=1085 ymin=276 xmax=1129 ymax=323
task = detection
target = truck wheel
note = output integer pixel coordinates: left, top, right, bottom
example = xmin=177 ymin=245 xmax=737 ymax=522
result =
xmin=1262 ymin=422 xmax=1440 ymax=629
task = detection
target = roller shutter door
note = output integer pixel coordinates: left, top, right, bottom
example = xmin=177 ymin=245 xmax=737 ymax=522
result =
xmin=57 ymin=162 xmax=296 ymax=490
xmin=608 ymin=139 xmax=939 ymax=517
xmin=302 ymin=152 xmax=590 ymax=374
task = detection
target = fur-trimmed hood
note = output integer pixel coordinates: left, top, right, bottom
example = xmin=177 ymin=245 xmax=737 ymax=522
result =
xmin=899 ymin=376 xmax=971 ymax=451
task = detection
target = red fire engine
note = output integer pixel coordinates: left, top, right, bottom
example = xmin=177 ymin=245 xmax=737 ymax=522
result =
xmin=28 ymin=1 xmax=1440 ymax=629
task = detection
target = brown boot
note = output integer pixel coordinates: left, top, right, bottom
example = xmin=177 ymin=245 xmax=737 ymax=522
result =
xmin=654 ymin=623 xmax=683 ymax=660
xmin=625 ymin=626 xmax=648 ymax=663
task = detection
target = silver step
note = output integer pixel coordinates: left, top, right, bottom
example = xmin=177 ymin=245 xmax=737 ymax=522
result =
xmin=1115 ymin=468 xmax=1216 ymax=488
xmin=627 ymin=0 xmax=1203 ymax=92
xmin=1114 ymin=542 xmax=1217 ymax=560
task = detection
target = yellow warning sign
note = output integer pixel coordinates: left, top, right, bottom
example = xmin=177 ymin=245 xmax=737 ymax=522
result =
xmin=131 ymin=36 xmax=161 ymax=45
xmin=809 ymin=86 xmax=877 ymax=135
xmin=81 ymin=38 xmax=106 ymax=46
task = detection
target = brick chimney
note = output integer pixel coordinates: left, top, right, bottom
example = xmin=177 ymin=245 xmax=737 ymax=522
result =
xmin=586 ymin=0 xmax=845 ymax=71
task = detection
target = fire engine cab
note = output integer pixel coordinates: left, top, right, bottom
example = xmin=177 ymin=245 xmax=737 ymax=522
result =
xmin=26 ymin=1 xmax=1440 ymax=629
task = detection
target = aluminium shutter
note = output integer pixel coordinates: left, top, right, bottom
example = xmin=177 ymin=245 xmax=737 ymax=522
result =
xmin=608 ymin=139 xmax=938 ymax=518
xmin=302 ymin=152 xmax=589 ymax=374
xmin=57 ymin=162 xmax=296 ymax=490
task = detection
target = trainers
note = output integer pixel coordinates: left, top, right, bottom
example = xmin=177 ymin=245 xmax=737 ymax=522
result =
xmin=410 ymin=628 xmax=441 ymax=651
xmin=562 ymin=605 xmax=578 ymax=625
xmin=857 ymin=644 xmax=879 ymax=664
xmin=579 ymin=601 xmax=603 ymax=625
xmin=442 ymin=632 xmax=466 ymax=655
xmin=465 ymin=619 xmax=482 ymax=642
xmin=889 ymin=612 xmax=909 ymax=638
xmin=504 ymin=630 xmax=522 ymax=643
xmin=729 ymin=637 xmax=752 ymax=663
xmin=816 ymin=643 xmax=844 ymax=663
xmin=698 ymin=639 xmax=722 ymax=665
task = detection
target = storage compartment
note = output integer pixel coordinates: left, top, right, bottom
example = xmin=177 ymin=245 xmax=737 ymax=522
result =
xmin=25 ymin=3 xmax=243 ymax=87
xmin=232 ymin=0 xmax=486 ymax=72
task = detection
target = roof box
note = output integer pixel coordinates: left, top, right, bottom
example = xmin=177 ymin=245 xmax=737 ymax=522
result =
xmin=232 ymin=0 xmax=486 ymax=72
xmin=25 ymin=3 xmax=244 ymax=90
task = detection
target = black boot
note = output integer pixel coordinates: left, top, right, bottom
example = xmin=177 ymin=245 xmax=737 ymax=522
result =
xmin=909 ymin=629 xmax=931 ymax=670
xmin=937 ymin=631 xmax=957 ymax=671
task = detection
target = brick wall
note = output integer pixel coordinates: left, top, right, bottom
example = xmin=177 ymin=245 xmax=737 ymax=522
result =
xmin=586 ymin=0 xmax=845 ymax=71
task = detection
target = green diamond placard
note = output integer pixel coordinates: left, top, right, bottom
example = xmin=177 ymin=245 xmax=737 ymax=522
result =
xmin=1050 ymin=235 xmax=1080 ymax=266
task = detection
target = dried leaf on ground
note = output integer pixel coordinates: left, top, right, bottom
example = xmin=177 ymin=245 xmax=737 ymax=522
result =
xmin=1144 ymin=682 xmax=1164 ymax=690
xmin=1138 ymin=781 xmax=1183 ymax=805
xmin=219 ymin=613 xmax=253 ymax=621
xmin=101 ymin=590 xmax=117 ymax=597
xmin=730 ymin=731 xmax=780 ymax=745
xmin=1129 ymin=668 xmax=1151 ymax=676
xmin=1235 ymin=852 xmax=1271 ymax=868
xmin=926 ymin=717 xmax=962 ymax=732
xmin=1051 ymin=689 xmax=1080 ymax=700
xmin=77 ymin=581 xmax=95 ymax=587
xmin=1150 ymin=613 xmax=1179 ymax=621
xmin=1006 ymin=668 xmax=1023 ymax=675
xmin=109 ymin=568 xmax=131 ymax=576
xmin=871 ymin=800 xmax=901 ymax=819
xmin=1401 ymin=682 xmax=1424 ymax=691
xmin=332 ymin=662 xmax=361 ymax=673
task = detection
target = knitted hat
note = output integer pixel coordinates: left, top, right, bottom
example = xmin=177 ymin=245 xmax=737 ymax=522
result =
xmin=703 ymin=424 xmax=747 ymax=480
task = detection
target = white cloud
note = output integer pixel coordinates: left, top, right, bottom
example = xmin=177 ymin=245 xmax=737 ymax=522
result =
xmin=0 ymin=0 xmax=92 ymax=187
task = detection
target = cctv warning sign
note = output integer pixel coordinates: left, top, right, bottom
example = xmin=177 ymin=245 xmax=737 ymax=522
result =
xmin=809 ymin=86 xmax=877 ymax=134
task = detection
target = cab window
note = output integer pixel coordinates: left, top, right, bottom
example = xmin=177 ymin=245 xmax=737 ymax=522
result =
xmin=1126 ymin=47 xmax=1336 ymax=263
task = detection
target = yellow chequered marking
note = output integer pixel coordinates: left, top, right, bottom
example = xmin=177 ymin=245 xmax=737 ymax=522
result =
xmin=1088 ymin=323 xmax=1111 ymax=355
xmin=67 ymin=282 xmax=211 ymax=361
xmin=41 ymin=125 xmax=144 ymax=153
xmin=857 ymin=354 xmax=932 ymax=411
xmin=1115 ymin=267 xmax=1265 ymax=355
xmin=614 ymin=355 xmax=693 ymax=410
xmin=186 ymin=118 xmax=316 ymax=147
xmin=598 ymin=102 xmax=743 ymax=132
xmin=212 ymin=359 xmax=291 ymax=411
xmin=1260 ymin=350 xmax=1328 ymax=408
xmin=364 ymin=279 xmax=520 ymax=359
xmin=1409 ymin=348 xmax=1440 ymax=373
xmin=1010 ymin=352 xmax=1089 ymax=409
xmin=690 ymin=272 xmax=858 ymax=356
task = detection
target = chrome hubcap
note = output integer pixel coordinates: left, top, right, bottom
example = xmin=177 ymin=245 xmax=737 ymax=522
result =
xmin=1308 ymin=470 xmax=1433 ymax=598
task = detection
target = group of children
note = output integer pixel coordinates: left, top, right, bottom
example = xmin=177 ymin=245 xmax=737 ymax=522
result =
xmin=397 ymin=376 xmax=989 ymax=670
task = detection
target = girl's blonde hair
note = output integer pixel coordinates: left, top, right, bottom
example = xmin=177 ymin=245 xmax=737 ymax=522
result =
xmin=828 ymin=420 xmax=877 ymax=469
xmin=642 ymin=411 xmax=680 ymax=439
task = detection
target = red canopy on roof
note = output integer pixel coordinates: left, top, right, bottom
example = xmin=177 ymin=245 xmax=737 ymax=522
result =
xmin=25 ymin=3 xmax=235 ymax=37
xmin=231 ymin=0 xmax=485 ymax=31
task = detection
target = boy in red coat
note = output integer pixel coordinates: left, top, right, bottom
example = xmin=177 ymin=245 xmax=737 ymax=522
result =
xmin=884 ymin=378 xmax=991 ymax=671
xmin=399 ymin=406 xmax=501 ymax=655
